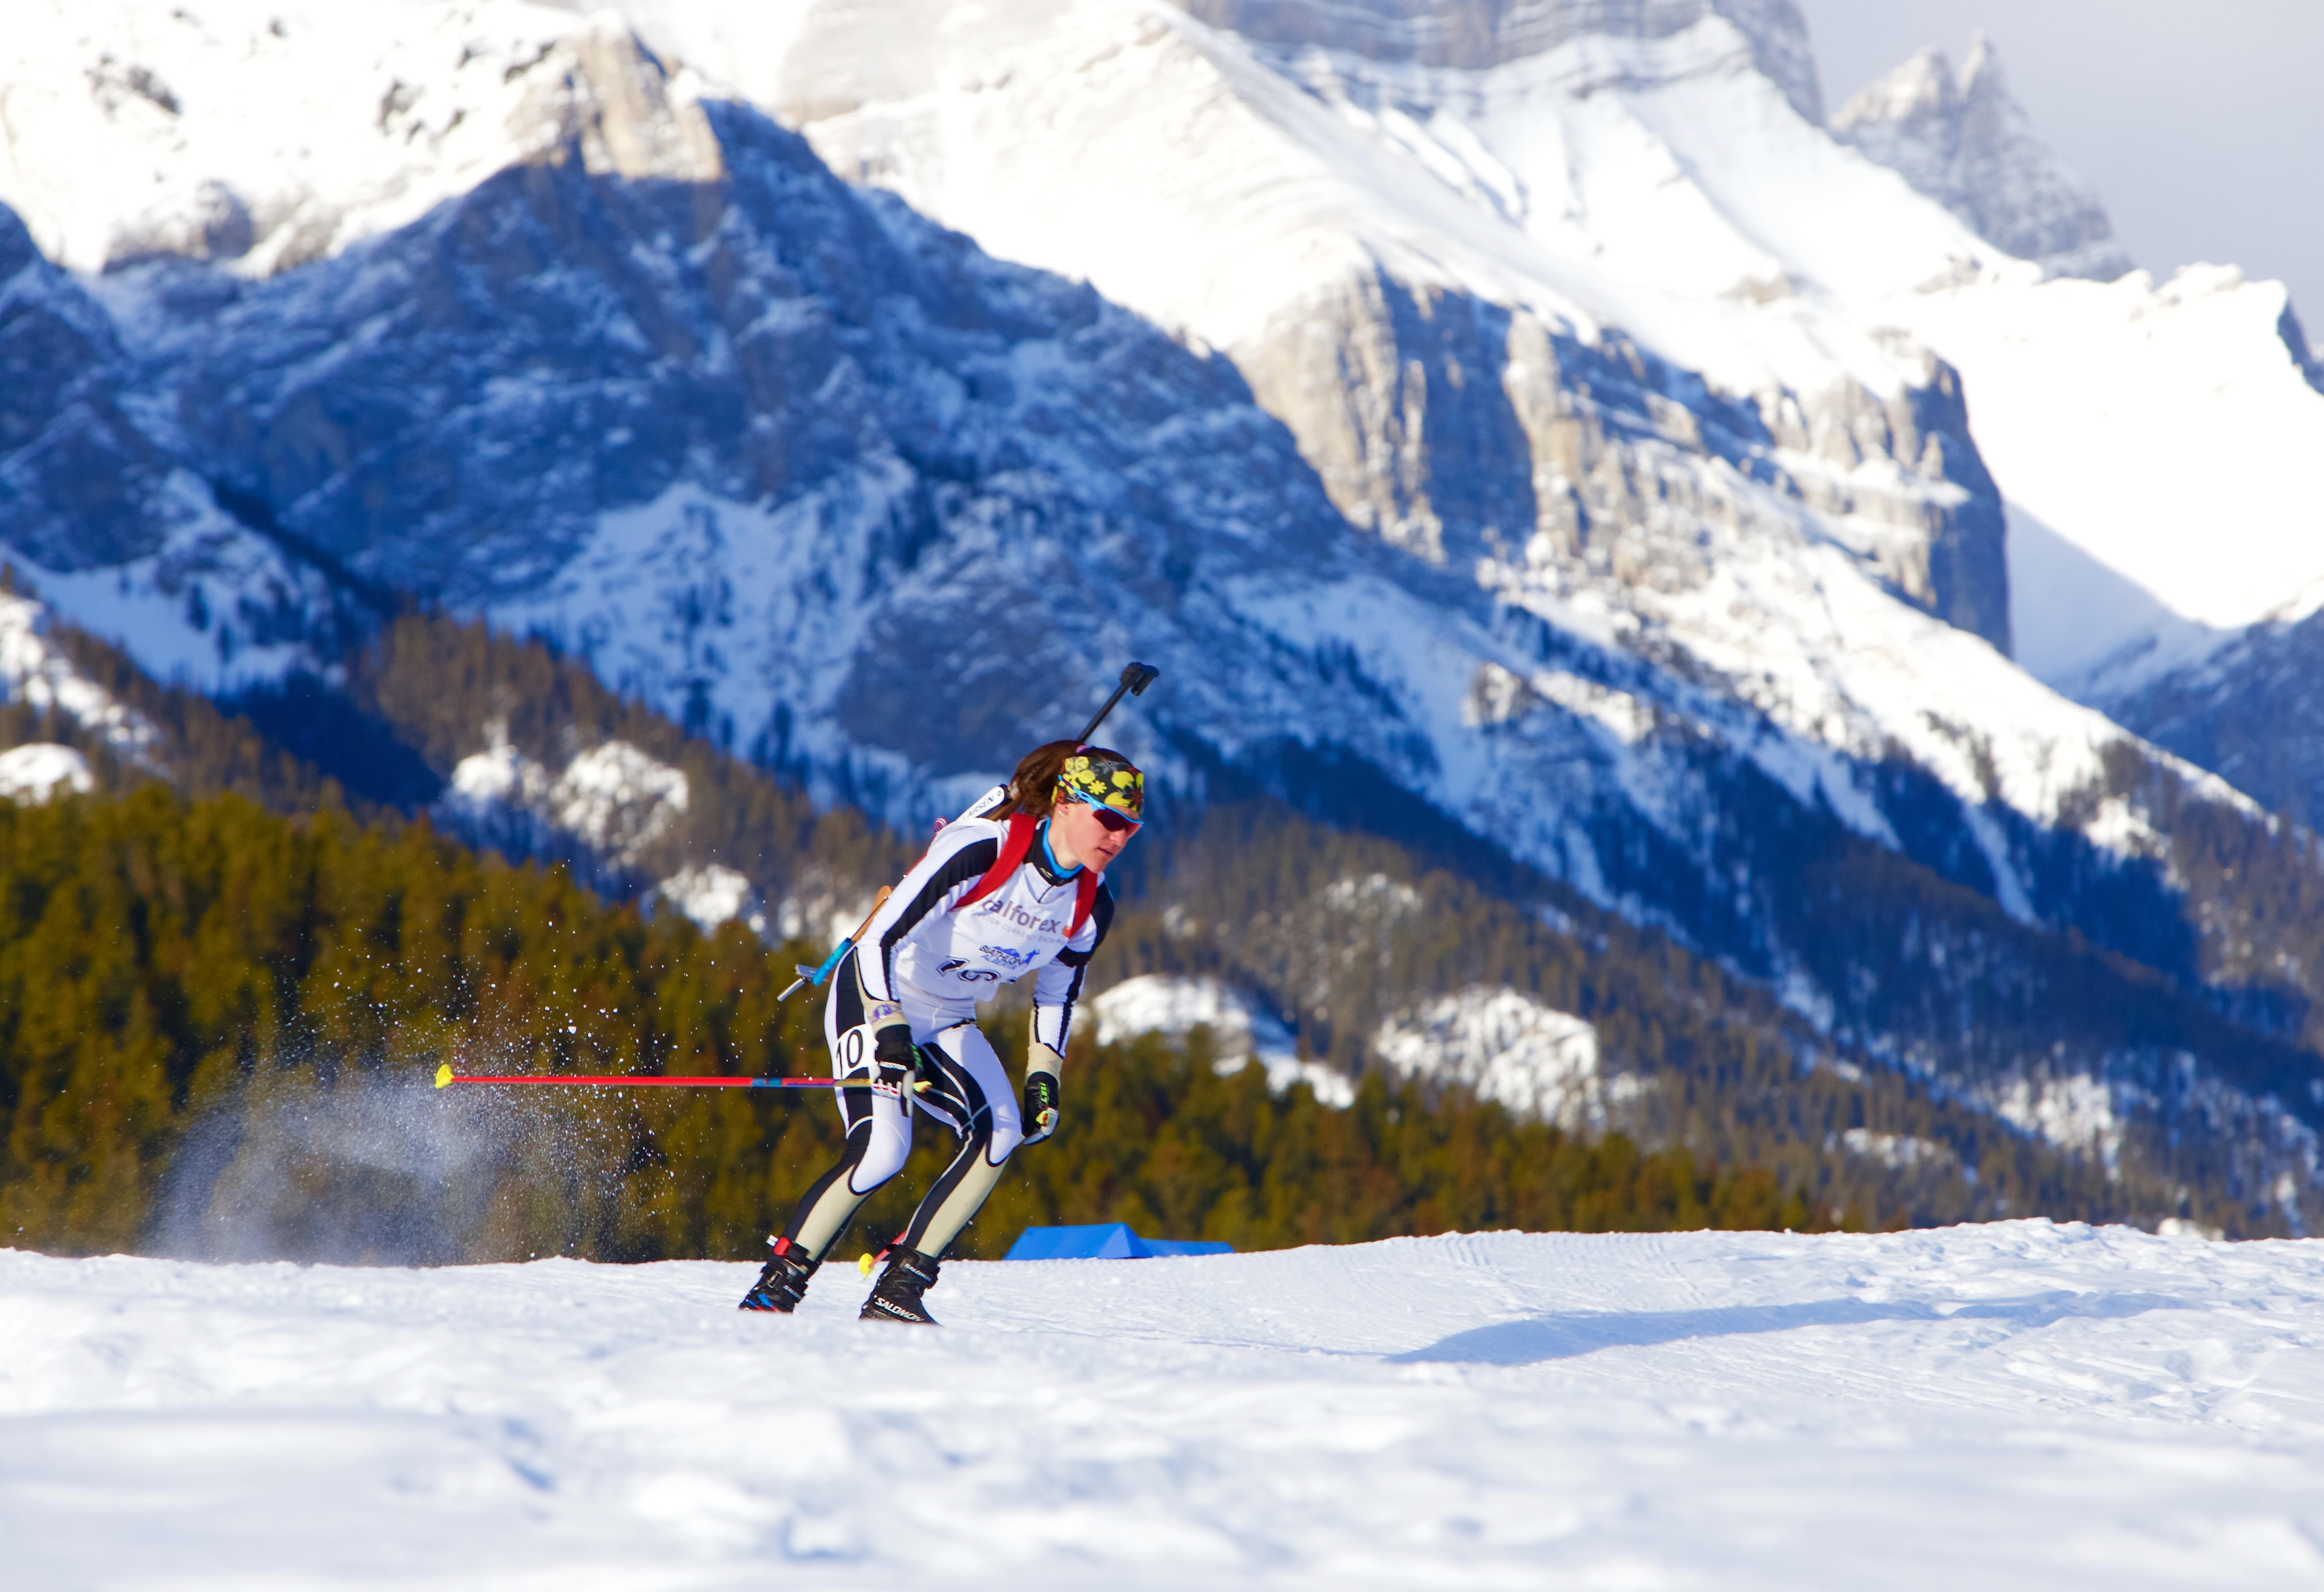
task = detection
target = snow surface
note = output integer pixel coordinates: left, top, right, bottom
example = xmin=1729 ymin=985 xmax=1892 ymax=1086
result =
xmin=0 ymin=0 xmax=718 ymax=279
xmin=441 ymin=729 xmax=688 ymax=869
xmin=1885 ymin=263 xmax=2324 ymax=687
xmin=553 ymin=741 xmax=690 ymax=859
xmin=1992 ymin=1072 xmax=2128 ymax=1175
xmin=746 ymin=1 xmax=1967 ymax=399
xmin=1375 ymin=985 xmax=1617 ymax=1127
xmin=1840 ymin=1127 xmax=1956 ymax=1174
xmin=1092 ymin=973 xmax=1352 ymax=1105
xmin=0 ymin=742 xmax=92 ymax=802
xmin=6 ymin=1222 xmax=2324 ymax=1588
xmin=649 ymin=863 xmax=771 ymax=941
xmin=0 ymin=589 xmax=157 ymax=760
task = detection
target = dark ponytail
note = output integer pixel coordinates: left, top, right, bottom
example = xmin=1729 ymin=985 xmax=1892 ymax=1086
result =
xmin=991 ymin=740 xmax=1137 ymax=821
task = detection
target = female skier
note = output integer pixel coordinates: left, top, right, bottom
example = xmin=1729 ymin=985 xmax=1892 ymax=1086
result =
xmin=738 ymin=741 xmax=1144 ymax=1323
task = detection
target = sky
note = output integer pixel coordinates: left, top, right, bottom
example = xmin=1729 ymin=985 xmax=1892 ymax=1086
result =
xmin=1794 ymin=0 xmax=2324 ymax=341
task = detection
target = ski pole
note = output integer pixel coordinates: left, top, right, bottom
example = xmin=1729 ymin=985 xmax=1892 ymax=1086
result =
xmin=433 ymin=1062 xmax=922 ymax=1094
xmin=774 ymin=884 xmax=893 ymax=1005
xmin=1076 ymin=661 xmax=1159 ymax=745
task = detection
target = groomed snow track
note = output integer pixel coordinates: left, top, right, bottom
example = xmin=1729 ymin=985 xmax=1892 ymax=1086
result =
xmin=5 ymin=1223 xmax=2324 ymax=1588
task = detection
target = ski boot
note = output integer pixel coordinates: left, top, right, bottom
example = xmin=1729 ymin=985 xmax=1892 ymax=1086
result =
xmin=859 ymin=1244 xmax=942 ymax=1325
xmin=738 ymin=1237 xmax=818 ymax=1313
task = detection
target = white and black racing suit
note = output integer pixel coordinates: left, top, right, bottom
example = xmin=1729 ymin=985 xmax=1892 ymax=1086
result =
xmin=777 ymin=802 xmax=1114 ymax=1263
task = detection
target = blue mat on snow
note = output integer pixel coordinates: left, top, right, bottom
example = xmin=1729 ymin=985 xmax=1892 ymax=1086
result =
xmin=1003 ymin=1223 xmax=1233 ymax=1260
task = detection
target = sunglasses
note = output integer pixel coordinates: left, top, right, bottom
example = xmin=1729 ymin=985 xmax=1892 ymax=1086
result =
xmin=1064 ymin=786 xmax=1143 ymax=834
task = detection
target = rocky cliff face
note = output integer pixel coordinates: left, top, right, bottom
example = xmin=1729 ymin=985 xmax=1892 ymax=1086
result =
xmin=1205 ymin=9 xmax=2003 ymax=651
xmin=1173 ymin=0 xmax=1825 ymax=121
xmin=1225 ymin=217 xmax=2013 ymax=654
xmin=1831 ymin=37 xmax=2132 ymax=281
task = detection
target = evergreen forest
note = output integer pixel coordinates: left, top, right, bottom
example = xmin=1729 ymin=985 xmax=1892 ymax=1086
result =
xmin=3 ymin=784 xmax=1855 ymax=1264
xmin=0 ymin=600 xmax=2301 ymax=1264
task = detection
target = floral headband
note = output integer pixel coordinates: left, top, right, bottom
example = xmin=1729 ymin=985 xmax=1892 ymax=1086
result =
xmin=1057 ymin=752 xmax=1144 ymax=818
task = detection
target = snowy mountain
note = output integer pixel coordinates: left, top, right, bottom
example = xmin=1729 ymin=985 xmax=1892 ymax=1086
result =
xmin=4 ymin=1 xmax=2324 ymax=1222
xmin=8 ymin=1227 xmax=2324 ymax=1589
xmin=1829 ymin=35 xmax=2131 ymax=282
xmin=0 ymin=206 xmax=345 ymax=683
xmin=2101 ymin=599 xmax=2324 ymax=829
xmin=716 ymin=0 xmax=2324 ymax=778
xmin=1814 ymin=36 xmax=2324 ymax=826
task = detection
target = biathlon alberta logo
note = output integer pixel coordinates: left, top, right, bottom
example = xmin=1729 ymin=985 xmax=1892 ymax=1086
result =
xmin=980 ymin=944 xmax=1038 ymax=972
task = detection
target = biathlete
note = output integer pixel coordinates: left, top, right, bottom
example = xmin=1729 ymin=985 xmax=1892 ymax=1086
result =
xmin=739 ymin=740 xmax=1144 ymax=1323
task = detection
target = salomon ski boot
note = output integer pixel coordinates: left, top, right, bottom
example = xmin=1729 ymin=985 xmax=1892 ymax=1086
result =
xmin=859 ymin=1245 xmax=942 ymax=1325
xmin=739 ymin=1238 xmax=818 ymax=1313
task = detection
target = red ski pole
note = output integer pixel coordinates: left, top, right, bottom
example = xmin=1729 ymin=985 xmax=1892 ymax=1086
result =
xmin=433 ymin=1063 xmax=923 ymax=1094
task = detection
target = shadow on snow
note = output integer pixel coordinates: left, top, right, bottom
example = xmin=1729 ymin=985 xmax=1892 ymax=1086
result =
xmin=1388 ymin=1290 xmax=2194 ymax=1366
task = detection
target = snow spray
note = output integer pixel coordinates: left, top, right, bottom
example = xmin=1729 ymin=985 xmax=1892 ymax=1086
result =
xmin=150 ymin=1032 xmax=654 ymax=1266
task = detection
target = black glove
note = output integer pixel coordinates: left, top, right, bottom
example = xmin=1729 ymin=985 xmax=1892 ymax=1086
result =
xmin=874 ymin=1019 xmax=920 ymax=1088
xmin=1022 ymin=1044 xmax=1062 ymax=1143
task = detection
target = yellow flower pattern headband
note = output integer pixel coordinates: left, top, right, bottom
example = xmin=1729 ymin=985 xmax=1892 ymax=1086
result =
xmin=1058 ymin=753 xmax=1144 ymax=818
